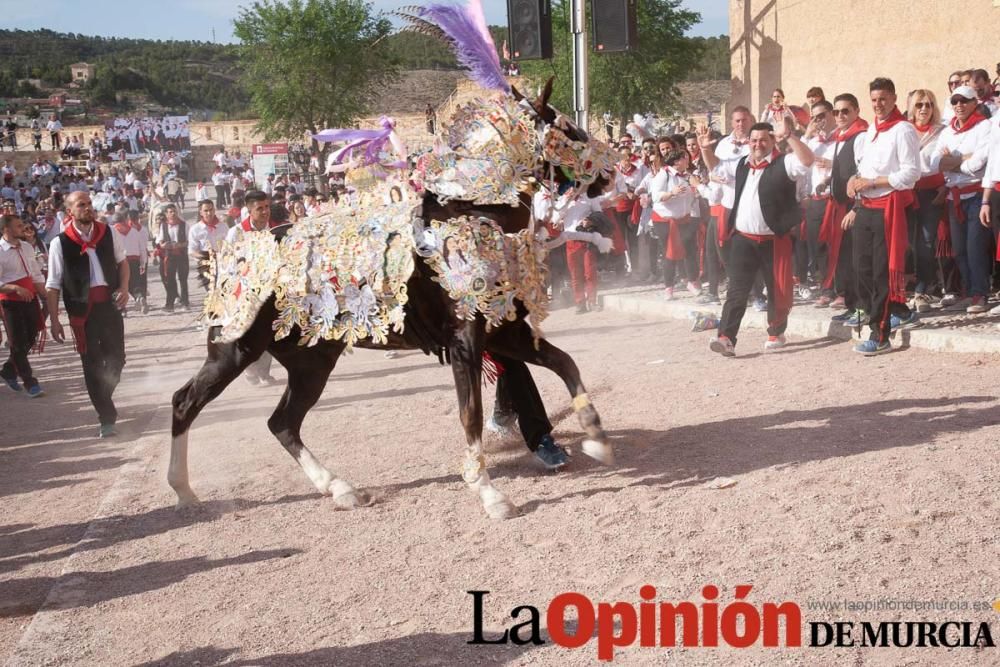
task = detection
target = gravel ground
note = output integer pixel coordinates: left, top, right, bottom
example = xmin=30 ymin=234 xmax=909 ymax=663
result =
xmin=2 ymin=276 xmax=999 ymax=666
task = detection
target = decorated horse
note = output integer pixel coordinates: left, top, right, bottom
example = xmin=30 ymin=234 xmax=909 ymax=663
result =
xmin=169 ymin=1 xmax=618 ymax=519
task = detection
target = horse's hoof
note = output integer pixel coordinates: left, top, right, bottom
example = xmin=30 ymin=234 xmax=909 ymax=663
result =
xmin=329 ymin=480 xmax=371 ymax=509
xmin=174 ymin=489 xmax=201 ymax=509
xmin=582 ymin=439 xmax=614 ymax=465
xmin=484 ymin=498 xmax=520 ymax=520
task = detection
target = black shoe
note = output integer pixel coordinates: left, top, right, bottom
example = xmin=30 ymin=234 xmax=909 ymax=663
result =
xmin=535 ymin=435 xmax=568 ymax=470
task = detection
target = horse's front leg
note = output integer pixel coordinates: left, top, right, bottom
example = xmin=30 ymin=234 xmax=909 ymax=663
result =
xmin=451 ymin=335 xmax=519 ymax=520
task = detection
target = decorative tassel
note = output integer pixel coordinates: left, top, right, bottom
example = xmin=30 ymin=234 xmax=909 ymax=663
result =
xmin=481 ymin=351 xmax=505 ymax=385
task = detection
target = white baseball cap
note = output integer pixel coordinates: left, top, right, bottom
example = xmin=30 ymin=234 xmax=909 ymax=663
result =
xmin=950 ymin=85 xmax=978 ymax=102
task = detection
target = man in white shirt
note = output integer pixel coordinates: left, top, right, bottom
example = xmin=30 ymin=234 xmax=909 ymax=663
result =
xmin=115 ymin=211 xmax=151 ymax=313
xmin=802 ymin=100 xmax=838 ymax=304
xmin=843 ymin=77 xmax=921 ymax=355
xmin=0 ymin=213 xmax=47 ymax=396
xmin=46 ymin=191 xmax=129 ymax=437
xmin=700 ymin=115 xmax=814 ymax=355
xmin=188 ymin=199 xmax=229 ymax=289
xmin=46 ymin=117 xmax=63 ymax=150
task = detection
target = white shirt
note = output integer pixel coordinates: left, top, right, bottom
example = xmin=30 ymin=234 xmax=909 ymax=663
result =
xmin=928 ymin=117 xmax=992 ymax=195
xmin=716 ymin=153 xmax=808 ymax=236
xmin=46 ymin=119 xmax=62 ymax=133
xmin=649 ymin=167 xmax=696 ymax=219
xmin=982 ymin=116 xmax=1000 ymax=190
xmin=614 ymin=163 xmax=648 ymax=199
xmin=46 ymin=223 xmax=126 ymax=290
xmin=855 ymin=119 xmax=921 ymax=197
xmin=159 ymin=222 xmax=186 ymax=245
xmin=916 ymin=127 xmax=945 ymax=178
xmin=714 ymin=134 xmax=751 ymax=208
xmin=549 ymin=192 xmax=606 ymax=232
xmin=188 ymin=221 xmax=229 ymax=255
xmin=119 ymin=225 xmax=150 ymax=263
xmin=211 ymin=172 xmax=225 ymax=187
xmin=806 ymin=135 xmax=837 ymax=196
xmin=0 ymin=238 xmax=44 ymax=286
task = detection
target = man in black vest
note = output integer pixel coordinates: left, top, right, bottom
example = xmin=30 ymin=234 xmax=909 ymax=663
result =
xmin=45 ymin=191 xmax=129 ymax=438
xmin=700 ymin=116 xmax=814 ymax=356
xmin=157 ymin=204 xmax=189 ymax=312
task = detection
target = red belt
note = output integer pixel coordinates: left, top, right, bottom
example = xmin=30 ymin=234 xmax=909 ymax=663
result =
xmin=948 ymin=182 xmax=983 ymax=223
xmin=738 ymin=232 xmax=776 ymax=244
xmin=810 ymin=194 xmax=830 ymax=201
xmin=126 ymin=254 xmax=141 ymax=260
xmin=0 ymin=276 xmax=36 ymax=302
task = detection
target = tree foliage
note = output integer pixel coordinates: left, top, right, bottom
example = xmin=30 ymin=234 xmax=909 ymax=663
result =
xmin=519 ymin=0 xmax=704 ymax=121
xmin=233 ymin=0 xmax=398 ymax=161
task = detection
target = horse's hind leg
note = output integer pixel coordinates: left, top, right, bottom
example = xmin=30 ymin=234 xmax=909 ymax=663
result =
xmin=268 ymin=344 xmax=369 ymax=509
xmin=488 ymin=322 xmax=613 ymax=465
xmin=170 ymin=329 xmax=270 ymax=506
xmin=451 ymin=332 xmax=519 ymax=520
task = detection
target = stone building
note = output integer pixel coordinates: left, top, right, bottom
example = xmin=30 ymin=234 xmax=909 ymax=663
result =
xmin=70 ymin=63 xmax=96 ymax=84
xmin=729 ymin=0 xmax=1000 ymax=121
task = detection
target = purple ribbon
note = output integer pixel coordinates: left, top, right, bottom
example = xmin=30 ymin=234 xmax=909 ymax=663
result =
xmin=312 ymin=116 xmax=401 ymax=167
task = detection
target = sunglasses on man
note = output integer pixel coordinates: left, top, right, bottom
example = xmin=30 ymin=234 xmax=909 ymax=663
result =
xmin=832 ymin=108 xmax=852 ymax=116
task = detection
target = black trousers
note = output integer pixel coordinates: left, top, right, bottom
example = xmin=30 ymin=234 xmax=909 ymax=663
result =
xmin=492 ymin=356 xmax=552 ymax=452
xmin=853 ymin=206 xmax=910 ymax=343
xmin=79 ymin=302 xmax=126 ymax=426
xmin=704 ymin=215 xmax=727 ymax=297
xmin=804 ymin=198 xmax=829 ymax=290
xmin=162 ymin=254 xmax=189 ymax=307
xmin=126 ymin=258 xmax=148 ymax=298
xmin=215 ymin=185 xmax=226 ymax=208
xmin=0 ymin=300 xmax=40 ymax=386
xmin=908 ymin=189 xmax=942 ymax=295
xmin=720 ymin=233 xmax=789 ymax=345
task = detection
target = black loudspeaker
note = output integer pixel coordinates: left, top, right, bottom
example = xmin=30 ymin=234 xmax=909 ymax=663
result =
xmin=507 ymin=0 xmax=553 ymax=60
xmin=592 ymin=0 xmax=638 ymax=52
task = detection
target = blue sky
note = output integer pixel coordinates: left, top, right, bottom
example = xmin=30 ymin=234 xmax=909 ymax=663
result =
xmin=4 ymin=0 xmax=729 ymax=43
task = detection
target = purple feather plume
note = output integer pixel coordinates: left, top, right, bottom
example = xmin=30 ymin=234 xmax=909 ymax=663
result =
xmin=405 ymin=1 xmax=509 ymax=94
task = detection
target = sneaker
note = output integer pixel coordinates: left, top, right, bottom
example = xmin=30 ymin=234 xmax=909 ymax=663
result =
xmin=486 ymin=413 xmax=518 ymax=437
xmin=830 ymin=309 xmax=853 ymax=322
xmin=814 ymin=295 xmax=832 ymax=308
xmin=890 ymin=312 xmax=920 ymax=331
xmin=845 ymin=310 xmax=870 ymax=327
xmin=534 ymin=434 xmax=568 ymax=470
xmin=709 ymin=335 xmax=736 ymax=357
xmin=664 ymin=287 xmax=674 ymax=301
xmin=163 ymin=305 xmax=175 ymax=313
xmin=854 ymin=339 xmax=892 ymax=356
xmin=798 ymin=286 xmax=813 ymax=301
xmin=98 ymin=424 xmax=117 ymax=438
xmin=752 ymin=297 xmax=767 ymax=312
xmin=686 ymin=281 xmax=701 ymax=296
xmin=830 ymin=296 xmax=846 ymax=310
xmin=696 ymin=293 xmax=721 ymax=305
xmin=764 ymin=334 xmax=787 ymax=351
xmin=2 ymin=375 xmax=22 ymax=392
xmin=939 ymin=293 xmax=959 ymax=307
xmin=989 ymin=302 xmax=1000 ymax=315
xmin=26 ymin=384 xmax=45 ymax=398
xmin=967 ymin=296 xmax=988 ymax=314
xmin=912 ymin=293 xmax=933 ymax=313
xmin=574 ymin=303 xmax=589 ymax=314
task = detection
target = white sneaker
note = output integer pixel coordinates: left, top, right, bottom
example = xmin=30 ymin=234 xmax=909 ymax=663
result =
xmin=988 ymin=303 xmax=1000 ymax=315
xmin=764 ymin=334 xmax=787 ymax=351
xmin=939 ymin=293 xmax=958 ymax=307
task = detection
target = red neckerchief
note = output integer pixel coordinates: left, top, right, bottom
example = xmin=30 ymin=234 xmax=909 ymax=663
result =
xmin=815 ymin=129 xmax=837 ymax=144
xmin=113 ymin=223 xmax=130 ymax=236
xmin=202 ymin=215 xmax=221 ymax=229
xmin=241 ymin=217 xmax=254 ymax=232
xmin=617 ymin=161 xmax=637 ymax=176
xmin=765 ymin=104 xmax=787 ymax=116
xmin=950 ymin=109 xmax=988 ymax=134
xmin=732 ymin=135 xmax=749 ymax=147
xmin=834 ymin=118 xmax=869 ymax=144
xmin=63 ymin=219 xmax=107 ymax=255
xmin=913 ymin=122 xmax=934 ymax=133
xmin=748 ymin=150 xmax=781 ymax=170
xmin=872 ymin=107 xmax=906 ymax=140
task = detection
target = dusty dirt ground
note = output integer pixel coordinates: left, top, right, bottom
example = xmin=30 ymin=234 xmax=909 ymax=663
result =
xmin=2 ymin=277 xmax=999 ymax=666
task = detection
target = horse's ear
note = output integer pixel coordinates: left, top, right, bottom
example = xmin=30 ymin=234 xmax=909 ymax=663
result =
xmin=539 ymin=77 xmax=554 ymax=109
xmin=510 ymin=85 xmax=525 ymax=102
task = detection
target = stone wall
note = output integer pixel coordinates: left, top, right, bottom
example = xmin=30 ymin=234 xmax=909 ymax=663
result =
xmin=729 ymin=0 xmax=1000 ymax=126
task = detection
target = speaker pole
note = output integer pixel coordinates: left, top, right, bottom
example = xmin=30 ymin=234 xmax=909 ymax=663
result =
xmin=570 ymin=0 xmax=589 ymax=130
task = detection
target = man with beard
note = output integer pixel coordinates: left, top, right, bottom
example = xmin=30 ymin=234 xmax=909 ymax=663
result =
xmin=46 ymin=191 xmax=129 ymax=437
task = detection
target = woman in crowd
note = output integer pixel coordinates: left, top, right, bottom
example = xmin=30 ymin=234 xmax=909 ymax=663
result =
xmin=906 ymin=90 xmax=948 ymax=312
xmin=649 ymin=149 xmax=698 ymax=299
xmin=761 ymin=88 xmax=795 ymax=126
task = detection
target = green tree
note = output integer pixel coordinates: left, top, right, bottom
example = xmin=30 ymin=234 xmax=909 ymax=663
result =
xmin=519 ymin=0 xmax=702 ymax=123
xmin=233 ymin=0 xmax=398 ymax=164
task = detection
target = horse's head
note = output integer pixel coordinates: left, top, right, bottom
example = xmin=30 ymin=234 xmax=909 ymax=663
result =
xmin=512 ymin=78 xmax=615 ymax=199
